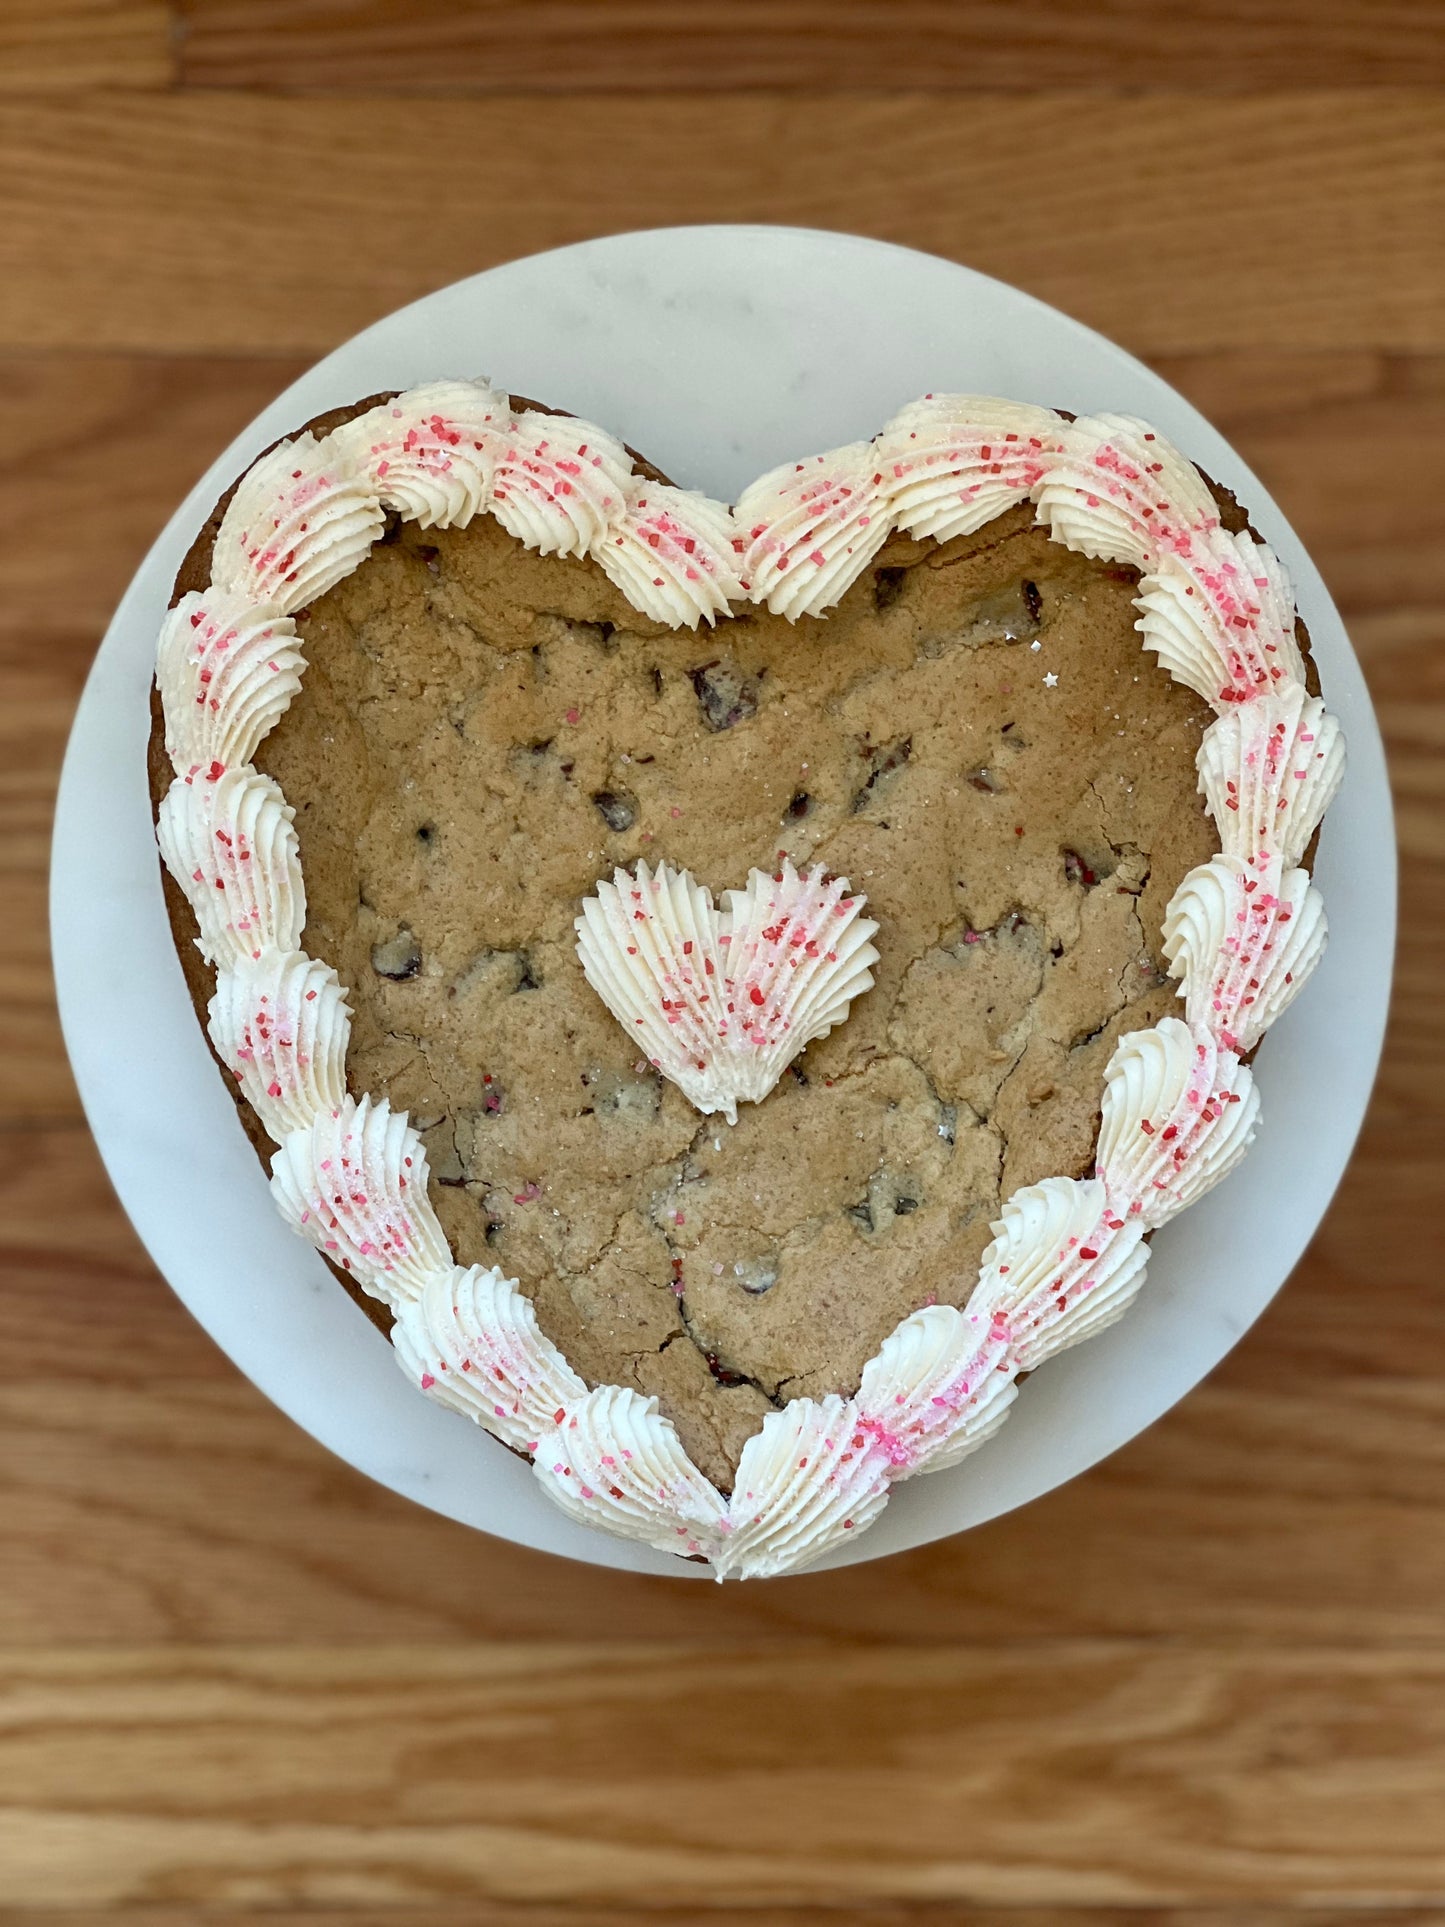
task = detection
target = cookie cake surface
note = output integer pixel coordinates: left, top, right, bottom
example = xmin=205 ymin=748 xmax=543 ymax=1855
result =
xmin=150 ymin=380 xmax=1343 ymax=1578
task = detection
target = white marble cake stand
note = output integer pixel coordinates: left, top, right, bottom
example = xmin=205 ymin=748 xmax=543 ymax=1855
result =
xmin=52 ymin=226 xmax=1395 ymax=1579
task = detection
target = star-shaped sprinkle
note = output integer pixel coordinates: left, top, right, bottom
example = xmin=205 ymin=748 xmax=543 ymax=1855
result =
xmin=1044 ymin=671 xmax=1059 ymax=688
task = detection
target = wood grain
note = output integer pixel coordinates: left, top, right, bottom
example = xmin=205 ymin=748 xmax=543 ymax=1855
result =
xmin=0 ymin=1645 xmax=1442 ymax=1908
xmin=173 ymin=0 xmax=1445 ymax=93
xmin=0 ymin=683 xmax=78 ymax=1125
xmin=1150 ymin=352 xmax=1445 ymax=617
xmin=7 ymin=1914 xmax=1442 ymax=1927
xmin=0 ymin=356 xmax=308 ymax=650
xmin=0 ymin=93 xmax=1438 ymax=355
xmin=0 ymin=1 xmax=172 ymax=91
xmin=1 ymin=22 xmax=1442 ymax=1917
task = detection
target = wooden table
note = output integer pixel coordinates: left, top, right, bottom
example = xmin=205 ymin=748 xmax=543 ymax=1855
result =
xmin=2 ymin=5 xmax=1442 ymax=1919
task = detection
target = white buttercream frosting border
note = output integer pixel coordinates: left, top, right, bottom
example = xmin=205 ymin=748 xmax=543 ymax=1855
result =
xmin=153 ymin=378 xmax=1342 ymax=1579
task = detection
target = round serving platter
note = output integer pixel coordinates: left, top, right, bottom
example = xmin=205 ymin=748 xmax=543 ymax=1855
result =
xmin=52 ymin=225 xmax=1394 ymax=1577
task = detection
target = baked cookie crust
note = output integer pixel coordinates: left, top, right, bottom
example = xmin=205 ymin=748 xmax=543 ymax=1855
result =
xmin=150 ymin=395 xmax=1226 ymax=1488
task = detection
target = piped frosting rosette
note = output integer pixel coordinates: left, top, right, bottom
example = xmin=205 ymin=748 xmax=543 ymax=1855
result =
xmin=153 ymin=380 xmax=1342 ymax=1579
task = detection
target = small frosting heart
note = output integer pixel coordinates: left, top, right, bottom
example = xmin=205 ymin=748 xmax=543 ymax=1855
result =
xmin=575 ymin=857 xmax=880 ymax=1123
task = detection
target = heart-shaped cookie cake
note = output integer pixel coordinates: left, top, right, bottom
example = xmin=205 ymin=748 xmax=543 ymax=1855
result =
xmin=150 ymin=382 xmax=1342 ymax=1577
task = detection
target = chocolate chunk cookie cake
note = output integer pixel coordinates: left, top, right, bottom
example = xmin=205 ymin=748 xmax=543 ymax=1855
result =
xmin=151 ymin=382 xmax=1342 ymax=1577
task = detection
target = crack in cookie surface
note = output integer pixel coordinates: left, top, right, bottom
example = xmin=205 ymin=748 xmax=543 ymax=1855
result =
xmin=252 ymin=501 xmax=1216 ymax=1488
